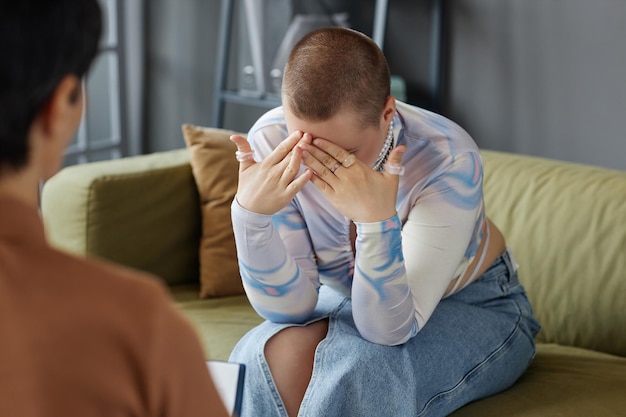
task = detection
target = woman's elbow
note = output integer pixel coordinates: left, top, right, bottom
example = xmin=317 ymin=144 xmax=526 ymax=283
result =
xmin=261 ymin=309 xmax=314 ymax=324
xmin=356 ymin=321 xmax=419 ymax=346
xmin=253 ymin=294 xmax=318 ymax=324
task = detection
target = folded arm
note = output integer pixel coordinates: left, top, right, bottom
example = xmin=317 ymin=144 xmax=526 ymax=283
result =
xmin=231 ymin=199 xmax=320 ymax=323
xmin=351 ymin=153 xmax=484 ymax=345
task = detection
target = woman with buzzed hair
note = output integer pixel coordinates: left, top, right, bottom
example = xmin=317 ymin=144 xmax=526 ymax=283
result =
xmin=229 ymin=27 xmax=540 ymax=417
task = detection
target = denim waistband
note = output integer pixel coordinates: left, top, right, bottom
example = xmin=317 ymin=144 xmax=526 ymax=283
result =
xmin=492 ymin=246 xmax=519 ymax=277
xmin=504 ymin=247 xmax=519 ymax=273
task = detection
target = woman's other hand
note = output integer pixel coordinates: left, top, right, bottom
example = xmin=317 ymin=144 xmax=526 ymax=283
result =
xmin=300 ymin=137 xmax=406 ymax=223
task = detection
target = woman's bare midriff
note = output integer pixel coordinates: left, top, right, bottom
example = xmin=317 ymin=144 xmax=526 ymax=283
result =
xmin=444 ymin=218 xmax=507 ymax=296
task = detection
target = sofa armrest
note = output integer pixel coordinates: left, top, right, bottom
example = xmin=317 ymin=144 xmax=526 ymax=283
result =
xmin=41 ymin=149 xmax=201 ymax=287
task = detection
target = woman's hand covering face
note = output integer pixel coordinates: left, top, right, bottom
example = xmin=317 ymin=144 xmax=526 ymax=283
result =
xmin=299 ymin=137 xmax=406 ymax=223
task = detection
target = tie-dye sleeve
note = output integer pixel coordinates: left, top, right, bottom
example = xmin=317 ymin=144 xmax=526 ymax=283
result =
xmin=351 ymin=152 xmax=484 ymax=345
xmin=352 ymin=214 xmax=418 ymax=345
xmin=231 ymin=198 xmax=320 ymax=323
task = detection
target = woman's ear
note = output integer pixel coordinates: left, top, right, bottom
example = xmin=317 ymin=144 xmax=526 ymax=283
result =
xmin=69 ymin=80 xmax=81 ymax=104
xmin=382 ymin=96 xmax=396 ymax=125
xmin=32 ymin=75 xmax=84 ymax=180
xmin=38 ymin=75 xmax=83 ymax=139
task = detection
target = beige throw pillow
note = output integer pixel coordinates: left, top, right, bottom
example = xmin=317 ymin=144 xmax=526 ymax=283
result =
xmin=182 ymin=124 xmax=244 ymax=298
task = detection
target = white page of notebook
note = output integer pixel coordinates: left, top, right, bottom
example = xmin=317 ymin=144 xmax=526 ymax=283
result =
xmin=206 ymin=360 xmax=242 ymax=415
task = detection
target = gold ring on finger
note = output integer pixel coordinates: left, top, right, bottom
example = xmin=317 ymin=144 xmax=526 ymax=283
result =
xmin=342 ymin=154 xmax=356 ymax=168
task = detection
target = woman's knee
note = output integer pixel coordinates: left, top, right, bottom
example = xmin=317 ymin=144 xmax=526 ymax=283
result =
xmin=265 ymin=319 xmax=329 ymax=361
xmin=263 ymin=319 xmax=329 ymax=417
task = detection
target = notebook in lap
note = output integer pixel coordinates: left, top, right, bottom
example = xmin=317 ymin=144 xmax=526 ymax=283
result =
xmin=207 ymin=360 xmax=245 ymax=416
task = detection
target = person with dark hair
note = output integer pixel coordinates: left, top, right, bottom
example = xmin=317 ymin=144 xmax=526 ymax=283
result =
xmin=0 ymin=2 xmax=229 ymax=415
xmin=228 ymin=27 xmax=541 ymax=417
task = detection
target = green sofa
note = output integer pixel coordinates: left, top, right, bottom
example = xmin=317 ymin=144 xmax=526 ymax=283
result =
xmin=41 ymin=130 xmax=626 ymax=416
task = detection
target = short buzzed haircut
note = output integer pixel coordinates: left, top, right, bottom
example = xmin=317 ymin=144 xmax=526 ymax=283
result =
xmin=283 ymin=27 xmax=391 ymax=127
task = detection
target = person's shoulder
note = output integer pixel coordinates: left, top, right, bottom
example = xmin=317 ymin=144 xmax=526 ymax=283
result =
xmin=48 ymin=247 xmax=171 ymax=309
xmin=396 ymin=100 xmax=479 ymax=157
xmin=28 ymin=246 xmax=195 ymax=360
xmin=247 ymin=106 xmax=288 ymax=157
xmin=249 ymin=106 xmax=285 ymax=135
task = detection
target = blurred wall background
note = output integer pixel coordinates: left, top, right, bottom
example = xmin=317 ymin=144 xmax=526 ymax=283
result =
xmin=142 ymin=0 xmax=626 ymax=171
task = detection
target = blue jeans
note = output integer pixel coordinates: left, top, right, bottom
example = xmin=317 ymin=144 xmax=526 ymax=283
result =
xmin=230 ymin=248 xmax=541 ymax=417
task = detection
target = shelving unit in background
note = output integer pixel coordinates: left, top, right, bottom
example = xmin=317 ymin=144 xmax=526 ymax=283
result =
xmin=212 ymin=0 xmax=447 ymax=128
xmin=64 ymin=0 xmax=128 ymax=165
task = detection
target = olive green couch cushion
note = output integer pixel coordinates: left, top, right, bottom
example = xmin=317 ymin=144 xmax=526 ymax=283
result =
xmin=481 ymin=151 xmax=626 ymax=357
xmin=170 ymin=285 xmax=262 ymax=361
xmin=42 ymin=149 xmax=201 ymax=287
